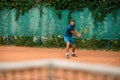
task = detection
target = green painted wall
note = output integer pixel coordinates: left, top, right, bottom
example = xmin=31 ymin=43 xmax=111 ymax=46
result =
xmin=0 ymin=7 xmax=120 ymax=40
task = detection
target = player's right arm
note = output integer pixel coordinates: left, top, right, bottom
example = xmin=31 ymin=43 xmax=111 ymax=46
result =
xmin=70 ymin=31 xmax=80 ymax=38
xmin=74 ymin=29 xmax=82 ymax=37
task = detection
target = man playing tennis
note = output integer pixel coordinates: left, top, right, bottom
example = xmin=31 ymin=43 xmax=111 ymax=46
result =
xmin=64 ymin=20 xmax=82 ymax=58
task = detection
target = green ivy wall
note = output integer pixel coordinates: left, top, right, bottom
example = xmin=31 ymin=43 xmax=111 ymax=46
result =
xmin=0 ymin=7 xmax=120 ymax=40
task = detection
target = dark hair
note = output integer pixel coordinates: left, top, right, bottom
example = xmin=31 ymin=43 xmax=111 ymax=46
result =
xmin=70 ymin=19 xmax=75 ymax=22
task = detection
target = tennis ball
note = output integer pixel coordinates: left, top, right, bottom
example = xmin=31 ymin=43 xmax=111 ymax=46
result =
xmin=58 ymin=35 xmax=61 ymax=38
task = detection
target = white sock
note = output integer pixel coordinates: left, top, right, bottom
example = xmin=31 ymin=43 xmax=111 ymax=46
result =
xmin=72 ymin=52 xmax=75 ymax=54
xmin=66 ymin=53 xmax=69 ymax=56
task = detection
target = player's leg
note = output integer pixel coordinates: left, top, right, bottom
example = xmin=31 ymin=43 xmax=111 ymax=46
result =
xmin=70 ymin=37 xmax=77 ymax=57
xmin=66 ymin=42 xmax=70 ymax=55
xmin=72 ymin=44 xmax=76 ymax=53
xmin=71 ymin=44 xmax=77 ymax=57
xmin=64 ymin=36 xmax=70 ymax=58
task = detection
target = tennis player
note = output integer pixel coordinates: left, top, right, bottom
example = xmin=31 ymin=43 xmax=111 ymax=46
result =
xmin=64 ymin=20 xmax=82 ymax=58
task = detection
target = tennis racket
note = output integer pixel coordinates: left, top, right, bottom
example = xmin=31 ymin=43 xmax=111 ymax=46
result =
xmin=81 ymin=27 xmax=89 ymax=35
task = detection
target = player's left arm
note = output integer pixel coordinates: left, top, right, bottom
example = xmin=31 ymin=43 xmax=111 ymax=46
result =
xmin=74 ymin=29 xmax=81 ymax=35
xmin=74 ymin=29 xmax=82 ymax=37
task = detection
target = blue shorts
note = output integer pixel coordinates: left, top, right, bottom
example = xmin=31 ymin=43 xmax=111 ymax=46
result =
xmin=64 ymin=36 xmax=75 ymax=45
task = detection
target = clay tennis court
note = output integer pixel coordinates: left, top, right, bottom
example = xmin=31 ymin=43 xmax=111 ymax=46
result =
xmin=0 ymin=46 xmax=120 ymax=80
xmin=0 ymin=46 xmax=120 ymax=67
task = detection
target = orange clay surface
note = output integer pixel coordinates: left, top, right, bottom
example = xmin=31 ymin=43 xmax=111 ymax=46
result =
xmin=0 ymin=46 xmax=120 ymax=67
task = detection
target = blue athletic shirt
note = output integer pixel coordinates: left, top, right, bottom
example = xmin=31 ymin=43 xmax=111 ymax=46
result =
xmin=64 ymin=24 xmax=75 ymax=37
